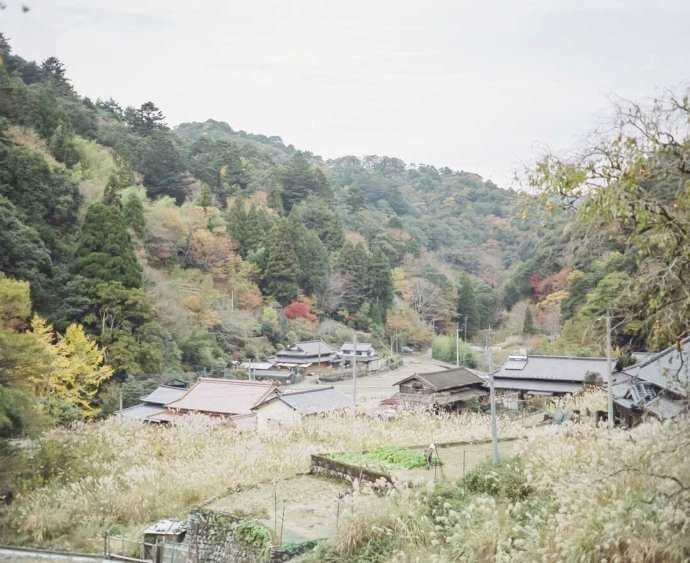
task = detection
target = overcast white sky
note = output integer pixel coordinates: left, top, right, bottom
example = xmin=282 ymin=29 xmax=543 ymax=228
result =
xmin=2 ymin=0 xmax=689 ymax=187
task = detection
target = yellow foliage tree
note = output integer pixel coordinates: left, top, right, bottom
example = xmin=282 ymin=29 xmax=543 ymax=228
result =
xmin=30 ymin=316 xmax=113 ymax=419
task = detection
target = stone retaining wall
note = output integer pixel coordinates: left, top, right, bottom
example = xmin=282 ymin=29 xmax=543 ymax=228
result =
xmin=186 ymin=509 xmax=271 ymax=563
xmin=310 ymin=454 xmax=394 ymax=490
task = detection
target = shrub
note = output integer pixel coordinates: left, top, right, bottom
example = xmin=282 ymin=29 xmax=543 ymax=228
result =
xmin=431 ymin=334 xmax=477 ymax=367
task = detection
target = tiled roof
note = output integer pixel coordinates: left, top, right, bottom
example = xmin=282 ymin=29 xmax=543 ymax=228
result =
xmin=256 ymin=386 xmax=353 ymax=414
xmin=395 ymin=367 xmax=483 ymax=391
xmin=340 ymin=343 xmax=375 ymax=353
xmin=277 ymin=340 xmax=337 ymax=358
xmin=166 ymin=378 xmax=277 ymax=415
xmin=492 ymin=378 xmax=583 ymax=394
xmin=116 ymin=403 xmax=165 ymax=420
xmin=140 ymin=385 xmax=188 ymax=406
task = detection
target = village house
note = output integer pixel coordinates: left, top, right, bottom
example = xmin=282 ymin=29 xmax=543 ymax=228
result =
xmin=384 ymin=367 xmax=487 ymax=411
xmin=252 ymin=386 xmax=353 ymax=431
xmin=270 ymin=340 xmax=339 ymax=370
xmin=492 ymin=355 xmax=609 ymax=398
xmin=153 ymin=378 xmax=278 ymax=428
xmin=613 ymin=336 xmax=689 ymax=426
xmin=339 ymin=342 xmax=378 ymax=362
xmin=115 ymin=381 xmax=188 ymax=423
xmin=238 ymin=360 xmax=297 ymax=384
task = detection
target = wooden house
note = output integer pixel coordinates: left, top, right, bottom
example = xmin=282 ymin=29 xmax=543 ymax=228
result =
xmin=385 ymin=367 xmax=487 ymax=411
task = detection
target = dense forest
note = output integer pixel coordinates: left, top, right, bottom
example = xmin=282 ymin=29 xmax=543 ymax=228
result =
xmin=0 ymin=32 xmax=687 ymax=437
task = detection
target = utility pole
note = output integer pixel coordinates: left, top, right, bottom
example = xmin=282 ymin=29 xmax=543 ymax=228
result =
xmin=486 ymin=329 xmax=499 ymax=465
xmin=456 ymin=323 xmax=460 ymax=367
xmin=464 ymin=315 xmax=468 ymax=343
xmin=606 ymin=310 xmax=613 ymax=429
xmin=352 ymin=330 xmax=357 ymax=407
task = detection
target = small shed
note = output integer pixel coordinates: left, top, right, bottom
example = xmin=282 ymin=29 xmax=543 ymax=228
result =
xmin=252 ymin=386 xmax=353 ymax=431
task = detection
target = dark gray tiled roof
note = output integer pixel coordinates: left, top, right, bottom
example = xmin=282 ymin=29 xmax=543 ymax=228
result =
xmin=116 ymin=403 xmax=165 ymax=420
xmin=492 ymin=378 xmax=583 ymax=394
xmin=395 ymin=367 xmax=484 ymax=391
xmin=140 ymin=385 xmax=188 ymax=406
xmin=258 ymin=386 xmax=353 ymax=414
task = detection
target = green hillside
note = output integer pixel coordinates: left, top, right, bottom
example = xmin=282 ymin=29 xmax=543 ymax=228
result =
xmin=1 ymin=32 xmax=687 ymax=436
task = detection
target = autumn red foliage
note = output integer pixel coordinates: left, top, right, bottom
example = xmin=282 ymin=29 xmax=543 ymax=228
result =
xmin=283 ymin=299 xmax=317 ymax=322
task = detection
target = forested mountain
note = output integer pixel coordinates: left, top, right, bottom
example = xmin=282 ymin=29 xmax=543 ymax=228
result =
xmin=1 ymin=33 xmax=686 ymax=436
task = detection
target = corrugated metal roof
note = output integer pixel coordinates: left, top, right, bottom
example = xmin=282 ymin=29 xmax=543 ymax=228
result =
xmin=140 ymin=385 xmax=188 ymax=406
xmin=492 ymin=378 xmax=583 ymax=394
xmin=494 ymin=355 xmax=609 ymax=383
xmin=626 ymin=336 xmax=690 ymax=397
xmin=116 ymin=403 xmax=165 ymax=420
xmin=166 ymin=378 xmax=277 ymax=415
xmin=395 ymin=367 xmax=483 ymax=391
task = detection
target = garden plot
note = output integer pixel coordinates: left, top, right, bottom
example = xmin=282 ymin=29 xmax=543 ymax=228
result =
xmin=388 ymin=440 xmax=523 ymax=485
xmin=207 ymin=475 xmax=350 ymax=544
xmin=323 ymin=440 xmax=524 ymax=487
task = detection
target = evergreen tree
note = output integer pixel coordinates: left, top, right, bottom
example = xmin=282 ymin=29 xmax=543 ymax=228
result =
xmin=523 ymin=307 xmax=536 ymax=334
xmin=280 ymin=152 xmax=329 ymax=212
xmin=293 ymin=224 xmax=329 ymax=298
xmin=198 ymin=184 xmax=213 ymax=212
xmin=123 ymin=194 xmax=146 ymax=238
xmin=366 ymin=247 xmax=393 ymax=322
xmin=456 ymin=274 xmax=480 ymax=338
xmin=263 ymin=220 xmax=299 ymax=305
xmin=73 ymin=203 xmax=142 ymax=288
xmin=337 ymin=241 xmax=369 ymax=313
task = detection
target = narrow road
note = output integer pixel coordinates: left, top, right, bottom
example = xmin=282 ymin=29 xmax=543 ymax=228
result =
xmin=287 ymin=353 xmax=448 ymax=410
xmin=0 ymin=546 xmax=106 ymax=562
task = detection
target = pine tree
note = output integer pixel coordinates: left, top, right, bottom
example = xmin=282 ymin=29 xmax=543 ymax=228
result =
xmin=73 ymin=203 xmax=142 ymax=288
xmin=457 ymin=274 xmax=480 ymax=339
xmin=263 ymin=220 xmax=299 ymax=305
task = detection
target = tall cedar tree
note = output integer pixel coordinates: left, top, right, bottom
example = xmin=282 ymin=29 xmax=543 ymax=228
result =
xmin=73 ymin=203 xmax=142 ymax=288
xmin=457 ymin=274 xmax=480 ymax=338
xmin=263 ymin=220 xmax=299 ymax=305
xmin=337 ymin=241 xmax=369 ymax=313
xmin=366 ymin=247 xmax=393 ymax=322
xmin=290 ymin=219 xmax=329 ymax=298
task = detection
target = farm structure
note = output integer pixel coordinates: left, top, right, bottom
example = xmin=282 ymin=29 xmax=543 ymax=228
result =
xmin=383 ymin=367 xmax=487 ymax=411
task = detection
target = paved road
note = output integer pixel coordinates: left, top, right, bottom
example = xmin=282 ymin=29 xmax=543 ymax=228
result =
xmin=0 ymin=547 xmax=106 ymax=562
xmin=287 ymin=354 xmax=447 ymax=410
